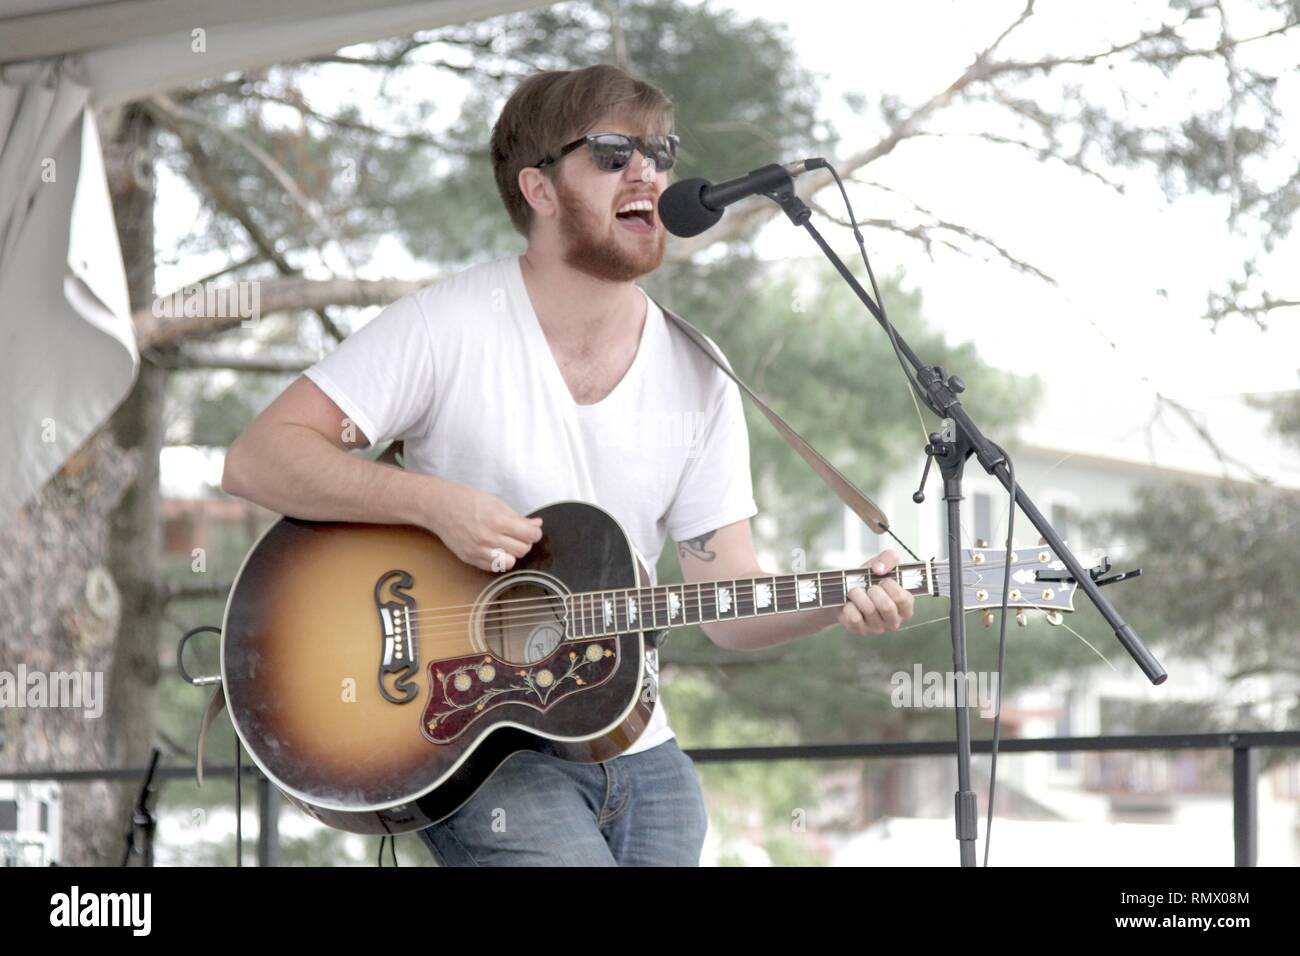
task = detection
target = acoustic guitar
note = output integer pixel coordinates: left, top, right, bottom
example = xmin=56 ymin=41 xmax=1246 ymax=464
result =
xmin=220 ymin=499 xmax=1080 ymax=834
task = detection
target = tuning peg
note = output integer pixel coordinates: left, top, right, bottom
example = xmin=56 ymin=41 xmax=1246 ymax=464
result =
xmin=975 ymin=539 xmax=988 ymax=549
xmin=982 ymin=610 xmax=994 ymax=629
xmin=1046 ymin=611 xmax=1063 ymax=626
xmin=1038 ymin=536 xmax=1047 ymax=546
xmin=1015 ymin=610 xmax=1027 ymax=627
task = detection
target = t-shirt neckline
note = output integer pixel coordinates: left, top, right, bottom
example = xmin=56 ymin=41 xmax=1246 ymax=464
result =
xmin=509 ymin=254 xmax=655 ymax=414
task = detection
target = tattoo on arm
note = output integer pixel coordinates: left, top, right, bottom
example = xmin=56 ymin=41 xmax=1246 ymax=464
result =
xmin=678 ymin=529 xmax=718 ymax=562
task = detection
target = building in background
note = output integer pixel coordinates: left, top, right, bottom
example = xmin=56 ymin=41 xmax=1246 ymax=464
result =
xmin=798 ymin=387 xmax=1300 ymax=864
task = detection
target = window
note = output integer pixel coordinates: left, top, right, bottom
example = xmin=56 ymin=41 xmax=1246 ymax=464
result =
xmin=941 ymin=492 xmax=992 ymax=559
xmin=0 ymin=800 xmax=17 ymax=831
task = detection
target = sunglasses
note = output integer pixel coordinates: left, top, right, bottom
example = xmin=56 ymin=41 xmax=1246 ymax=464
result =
xmin=531 ymin=132 xmax=680 ymax=173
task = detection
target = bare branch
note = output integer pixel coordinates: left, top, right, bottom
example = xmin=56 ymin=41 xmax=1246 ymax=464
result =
xmin=239 ymin=88 xmax=449 ymax=150
xmin=826 ymin=180 xmax=1057 ymax=284
xmin=982 ymin=9 xmax=1300 ymax=78
xmin=1155 ymin=395 xmax=1274 ymax=484
xmin=911 ymin=130 xmax=1127 ymax=193
xmin=146 ymin=95 xmax=351 ymax=344
xmin=304 ymin=37 xmax=437 ymax=69
xmin=162 ymin=251 xmax=265 ymax=288
xmin=148 ymin=94 xmax=357 ymax=275
xmin=977 ymin=0 xmax=1037 ymax=63
xmin=1207 ymin=293 xmax=1300 ymax=330
xmin=154 ymin=350 xmax=317 ymax=374
xmin=666 ymin=1 xmax=1063 ymax=261
xmin=149 ymin=102 xmax=291 ymax=271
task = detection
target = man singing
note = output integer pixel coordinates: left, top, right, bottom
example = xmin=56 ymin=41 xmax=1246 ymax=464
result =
xmin=221 ymin=64 xmax=914 ymax=865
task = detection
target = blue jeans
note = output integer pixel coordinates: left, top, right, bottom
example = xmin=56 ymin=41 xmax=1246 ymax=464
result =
xmin=417 ymin=738 xmax=708 ymax=866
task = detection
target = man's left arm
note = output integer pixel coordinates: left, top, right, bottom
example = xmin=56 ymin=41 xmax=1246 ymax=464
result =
xmin=676 ymin=518 xmax=915 ymax=651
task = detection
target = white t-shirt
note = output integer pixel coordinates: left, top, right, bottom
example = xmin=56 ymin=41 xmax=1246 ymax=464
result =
xmin=303 ymin=254 xmax=758 ymax=756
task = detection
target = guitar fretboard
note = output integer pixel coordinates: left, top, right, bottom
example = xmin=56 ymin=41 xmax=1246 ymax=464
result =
xmin=562 ymin=564 xmax=936 ymax=638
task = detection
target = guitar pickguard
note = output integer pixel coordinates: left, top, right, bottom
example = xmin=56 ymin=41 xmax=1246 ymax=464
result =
xmin=421 ymin=637 xmax=621 ymax=743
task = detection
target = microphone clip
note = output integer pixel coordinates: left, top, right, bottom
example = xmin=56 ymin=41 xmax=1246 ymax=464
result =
xmin=761 ymin=166 xmax=811 ymax=226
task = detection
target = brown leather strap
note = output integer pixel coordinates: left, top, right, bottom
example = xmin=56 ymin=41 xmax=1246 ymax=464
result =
xmin=651 ymin=295 xmax=890 ymax=534
xmin=195 ymin=683 xmax=226 ymax=788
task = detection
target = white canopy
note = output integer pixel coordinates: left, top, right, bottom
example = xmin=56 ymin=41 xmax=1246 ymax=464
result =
xmin=0 ymin=0 xmax=546 ymax=525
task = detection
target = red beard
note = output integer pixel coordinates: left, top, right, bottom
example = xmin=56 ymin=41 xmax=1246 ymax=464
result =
xmin=553 ymin=173 xmax=666 ymax=283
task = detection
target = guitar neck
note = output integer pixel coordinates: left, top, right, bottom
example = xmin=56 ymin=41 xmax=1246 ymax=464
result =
xmin=561 ymin=562 xmax=938 ymax=639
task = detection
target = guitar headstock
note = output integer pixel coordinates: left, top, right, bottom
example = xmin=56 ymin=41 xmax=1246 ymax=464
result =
xmin=936 ymin=544 xmax=1082 ymax=621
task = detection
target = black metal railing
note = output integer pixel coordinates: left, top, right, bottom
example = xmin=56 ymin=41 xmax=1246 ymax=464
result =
xmin=3 ymin=730 xmax=1297 ymax=866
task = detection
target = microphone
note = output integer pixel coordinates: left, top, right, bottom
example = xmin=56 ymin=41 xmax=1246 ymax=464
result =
xmin=659 ymin=159 xmax=823 ymax=237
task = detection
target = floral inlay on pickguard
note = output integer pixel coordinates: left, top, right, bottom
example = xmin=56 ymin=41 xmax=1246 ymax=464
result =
xmin=421 ymin=638 xmax=620 ymax=743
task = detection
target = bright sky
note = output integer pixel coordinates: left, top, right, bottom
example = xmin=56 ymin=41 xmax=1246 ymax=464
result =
xmin=724 ymin=0 xmax=1300 ymax=405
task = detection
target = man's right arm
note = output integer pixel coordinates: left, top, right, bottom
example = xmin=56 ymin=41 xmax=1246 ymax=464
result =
xmin=220 ymin=376 xmax=542 ymax=571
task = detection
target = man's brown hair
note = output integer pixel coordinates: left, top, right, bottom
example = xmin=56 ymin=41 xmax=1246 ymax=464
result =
xmin=490 ymin=64 xmax=675 ymax=237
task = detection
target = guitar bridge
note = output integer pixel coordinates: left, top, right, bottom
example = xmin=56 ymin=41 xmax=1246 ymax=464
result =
xmin=374 ymin=569 xmax=419 ymax=704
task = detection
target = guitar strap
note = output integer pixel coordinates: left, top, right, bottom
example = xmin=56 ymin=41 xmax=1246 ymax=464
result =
xmin=648 ymin=294 xmax=890 ymax=535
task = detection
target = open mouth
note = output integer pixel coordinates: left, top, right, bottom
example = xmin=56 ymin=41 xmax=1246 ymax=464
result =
xmin=615 ymin=200 xmax=657 ymax=234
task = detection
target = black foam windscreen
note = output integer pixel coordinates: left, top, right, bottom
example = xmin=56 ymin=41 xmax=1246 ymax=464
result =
xmin=658 ymin=177 xmax=724 ymax=238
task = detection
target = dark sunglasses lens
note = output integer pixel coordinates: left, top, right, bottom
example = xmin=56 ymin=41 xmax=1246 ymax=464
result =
xmin=645 ymin=135 xmax=677 ymax=170
xmin=590 ymin=135 xmax=635 ymax=171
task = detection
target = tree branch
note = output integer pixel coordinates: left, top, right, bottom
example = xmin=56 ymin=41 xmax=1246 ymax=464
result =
xmin=820 ymin=180 xmax=1057 ymax=284
xmin=146 ymin=95 xmax=351 ymax=343
xmin=153 ymin=350 xmax=317 ymax=374
xmin=665 ymin=1 xmax=1059 ymax=262
xmin=911 ymin=130 xmax=1127 ymax=193
xmin=238 ymin=88 xmax=449 ymax=151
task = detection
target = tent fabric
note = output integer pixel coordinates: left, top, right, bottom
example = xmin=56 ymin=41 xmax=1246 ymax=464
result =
xmin=0 ymin=60 xmax=136 ymax=527
xmin=0 ymin=0 xmax=547 ymax=526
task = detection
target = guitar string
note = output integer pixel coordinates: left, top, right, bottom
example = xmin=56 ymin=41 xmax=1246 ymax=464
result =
xmin=392 ymin=584 xmax=1043 ymax=642
xmin=392 ymin=576 xmax=1062 ymax=646
xmin=378 ymin=598 xmax=1074 ymax=660
xmin=396 ymin=575 xmax=958 ymax=631
xmin=387 ymin=562 xmax=1023 ymax=629
xmin=401 ymin=577 xmax=944 ymax=628
xmin=389 ymin=560 xmax=985 ymax=621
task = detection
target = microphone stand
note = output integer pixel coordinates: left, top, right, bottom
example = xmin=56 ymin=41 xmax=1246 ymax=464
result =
xmin=121 ymin=748 xmax=162 ymax=867
xmin=751 ymin=167 xmax=1167 ymax=866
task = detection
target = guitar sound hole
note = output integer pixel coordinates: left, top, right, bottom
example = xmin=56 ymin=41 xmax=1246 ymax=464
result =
xmin=482 ymin=580 xmax=567 ymax=665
